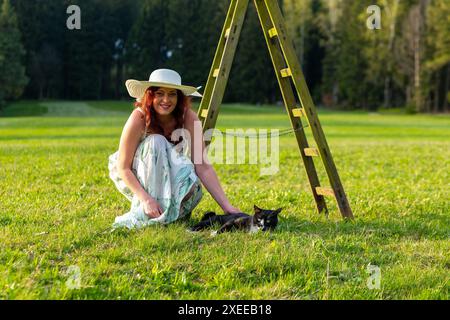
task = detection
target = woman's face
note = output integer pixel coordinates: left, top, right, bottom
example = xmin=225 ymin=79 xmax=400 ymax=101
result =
xmin=152 ymin=87 xmax=178 ymax=116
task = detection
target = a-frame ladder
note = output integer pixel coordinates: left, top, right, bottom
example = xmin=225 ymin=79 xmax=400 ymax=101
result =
xmin=197 ymin=0 xmax=354 ymax=219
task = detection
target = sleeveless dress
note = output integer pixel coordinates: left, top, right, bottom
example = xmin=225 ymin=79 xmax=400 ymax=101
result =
xmin=108 ymin=109 xmax=203 ymax=229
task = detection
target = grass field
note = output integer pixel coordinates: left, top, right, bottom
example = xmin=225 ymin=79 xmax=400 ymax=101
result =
xmin=0 ymin=100 xmax=449 ymax=299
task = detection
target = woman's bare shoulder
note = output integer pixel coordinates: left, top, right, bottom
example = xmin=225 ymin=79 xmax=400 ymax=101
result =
xmin=184 ymin=108 xmax=200 ymax=124
xmin=124 ymin=108 xmax=145 ymax=135
xmin=183 ymin=109 xmax=202 ymax=133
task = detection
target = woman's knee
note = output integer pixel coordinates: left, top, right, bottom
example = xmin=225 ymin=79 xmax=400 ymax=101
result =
xmin=145 ymin=134 xmax=168 ymax=150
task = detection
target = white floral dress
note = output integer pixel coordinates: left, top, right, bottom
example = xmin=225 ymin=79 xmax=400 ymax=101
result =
xmin=108 ymin=130 xmax=203 ymax=229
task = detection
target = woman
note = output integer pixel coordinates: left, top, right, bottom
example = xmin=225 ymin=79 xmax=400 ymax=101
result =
xmin=109 ymin=69 xmax=241 ymax=229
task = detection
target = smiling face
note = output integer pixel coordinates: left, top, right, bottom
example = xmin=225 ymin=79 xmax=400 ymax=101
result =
xmin=152 ymin=87 xmax=178 ymax=116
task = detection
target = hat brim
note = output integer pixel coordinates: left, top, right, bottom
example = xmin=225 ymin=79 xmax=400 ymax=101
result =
xmin=125 ymin=79 xmax=202 ymax=99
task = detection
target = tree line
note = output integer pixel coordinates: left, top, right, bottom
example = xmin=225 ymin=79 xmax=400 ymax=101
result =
xmin=0 ymin=0 xmax=449 ymax=112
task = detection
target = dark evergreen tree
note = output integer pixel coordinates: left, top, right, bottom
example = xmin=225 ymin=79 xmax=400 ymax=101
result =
xmin=4 ymin=0 xmax=448 ymax=111
xmin=0 ymin=0 xmax=28 ymax=107
xmin=225 ymin=1 xmax=280 ymax=104
xmin=12 ymin=0 xmax=65 ymax=99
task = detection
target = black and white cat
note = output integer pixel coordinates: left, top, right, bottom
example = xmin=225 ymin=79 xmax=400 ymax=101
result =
xmin=189 ymin=205 xmax=282 ymax=235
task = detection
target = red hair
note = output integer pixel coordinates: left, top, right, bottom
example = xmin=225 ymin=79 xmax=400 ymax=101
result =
xmin=134 ymin=86 xmax=191 ymax=140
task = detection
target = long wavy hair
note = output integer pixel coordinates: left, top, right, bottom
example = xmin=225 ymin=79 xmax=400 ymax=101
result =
xmin=134 ymin=86 xmax=191 ymax=141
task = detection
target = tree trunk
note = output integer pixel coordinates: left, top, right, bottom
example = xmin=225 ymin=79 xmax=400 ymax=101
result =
xmin=38 ymin=83 xmax=43 ymax=100
xmin=433 ymin=72 xmax=439 ymax=113
xmin=116 ymin=58 xmax=123 ymax=99
xmin=384 ymin=0 xmax=399 ymax=109
xmin=332 ymin=82 xmax=339 ymax=107
xmin=384 ymin=77 xmax=391 ymax=108
xmin=414 ymin=24 xmax=421 ymax=112
xmin=406 ymin=85 xmax=411 ymax=106
xmin=444 ymin=64 xmax=450 ymax=112
xmin=413 ymin=0 xmax=430 ymax=112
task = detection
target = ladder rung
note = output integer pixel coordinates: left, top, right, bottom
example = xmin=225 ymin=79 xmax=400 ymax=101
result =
xmin=280 ymin=68 xmax=292 ymax=78
xmin=200 ymin=109 xmax=209 ymax=118
xmin=291 ymin=108 xmax=305 ymax=117
xmin=304 ymin=148 xmax=319 ymax=157
xmin=225 ymin=27 xmax=231 ymax=39
xmin=316 ymin=187 xmax=335 ymax=197
xmin=213 ymin=68 xmax=220 ymax=78
xmin=268 ymin=27 xmax=278 ymax=38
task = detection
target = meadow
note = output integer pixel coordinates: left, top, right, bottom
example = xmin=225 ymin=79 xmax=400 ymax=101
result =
xmin=0 ymin=100 xmax=448 ymax=299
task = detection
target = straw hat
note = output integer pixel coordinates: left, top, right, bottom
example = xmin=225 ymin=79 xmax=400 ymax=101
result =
xmin=125 ymin=69 xmax=202 ymax=102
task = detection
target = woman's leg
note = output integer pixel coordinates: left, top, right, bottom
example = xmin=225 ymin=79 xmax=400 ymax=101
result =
xmin=178 ymin=182 xmax=202 ymax=221
xmin=139 ymin=134 xmax=202 ymax=222
xmin=133 ymin=134 xmax=173 ymax=213
xmin=181 ymin=184 xmax=196 ymax=203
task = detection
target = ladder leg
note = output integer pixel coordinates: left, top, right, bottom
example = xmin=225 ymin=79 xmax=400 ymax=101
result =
xmin=253 ymin=0 xmax=327 ymax=215
xmin=262 ymin=0 xmax=353 ymax=219
xmin=197 ymin=0 xmax=250 ymax=139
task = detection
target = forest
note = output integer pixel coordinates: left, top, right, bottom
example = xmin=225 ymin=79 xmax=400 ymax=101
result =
xmin=1 ymin=0 xmax=449 ymax=112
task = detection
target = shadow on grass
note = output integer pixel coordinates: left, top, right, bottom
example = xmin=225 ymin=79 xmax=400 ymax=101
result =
xmin=0 ymin=134 xmax=118 ymax=141
xmin=56 ymin=207 xmax=448 ymax=257
xmin=0 ymin=103 xmax=48 ymax=117
xmin=277 ymin=212 xmax=449 ymax=241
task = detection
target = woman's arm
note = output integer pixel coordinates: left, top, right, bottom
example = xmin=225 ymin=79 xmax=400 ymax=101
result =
xmin=116 ymin=109 xmax=163 ymax=217
xmin=196 ymin=165 xmax=241 ymax=213
xmin=184 ymin=109 xmax=241 ymax=214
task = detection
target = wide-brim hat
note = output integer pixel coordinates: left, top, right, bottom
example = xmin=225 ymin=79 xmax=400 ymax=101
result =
xmin=125 ymin=69 xmax=202 ymax=101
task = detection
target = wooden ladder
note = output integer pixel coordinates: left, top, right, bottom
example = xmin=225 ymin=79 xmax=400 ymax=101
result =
xmin=197 ymin=0 xmax=354 ymax=219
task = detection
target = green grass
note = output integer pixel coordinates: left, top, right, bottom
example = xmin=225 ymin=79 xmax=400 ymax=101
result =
xmin=0 ymin=100 xmax=449 ymax=299
xmin=0 ymin=100 xmax=48 ymax=117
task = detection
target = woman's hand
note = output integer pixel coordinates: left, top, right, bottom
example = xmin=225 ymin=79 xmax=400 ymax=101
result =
xmin=223 ymin=205 xmax=242 ymax=215
xmin=142 ymin=195 xmax=163 ymax=218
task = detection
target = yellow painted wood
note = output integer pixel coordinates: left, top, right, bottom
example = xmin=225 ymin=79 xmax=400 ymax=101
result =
xmin=280 ymin=68 xmax=292 ymax=78
xmin=291 ymin=108 xmax=304 ymax=117
xmin=316 ymin=187 xmax=335 ymax=197
xmin=254 ymin=0 xmax=327 ymax=214
xmin=268 ymin=27 xmax=278 ymax=38
xmin=198 ymin=0 xmax=238 ymax=127
xmin=201 ymin=109 xmax=209 ymax=118
xmin=264 ymin=0 xmax=353 ymax=219
xmin=198 ymin=0 xmax=353 ymax=219
xmin=197 ymin=0 xmax=250 ymax=135
xmin=304 ymin=148 xmax=319 ymax=157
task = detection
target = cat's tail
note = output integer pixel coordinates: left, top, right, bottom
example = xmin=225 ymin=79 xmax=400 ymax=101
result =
xmin=201 ymin=211 xmax=216 ymax=221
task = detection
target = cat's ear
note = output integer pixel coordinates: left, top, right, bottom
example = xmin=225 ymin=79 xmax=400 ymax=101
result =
xmin=253 ymin=205 xmax=262 ymax=214
xmin=273 ymin=208 xmax=282 ymax=215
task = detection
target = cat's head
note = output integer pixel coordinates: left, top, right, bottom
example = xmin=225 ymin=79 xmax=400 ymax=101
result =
xmin=252 ymin=205 xmax=282 ymax=231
